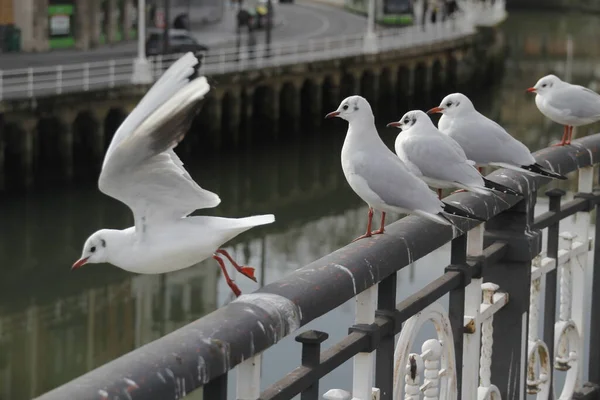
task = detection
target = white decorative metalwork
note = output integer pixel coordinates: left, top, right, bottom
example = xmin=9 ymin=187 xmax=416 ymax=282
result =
xmin=476 ymin=283 xmax=503 ymax=400
xmin=526 ymin=256 xmax=553 ymax=398
xmin=393 ymin=302 xmax=457 ymax=400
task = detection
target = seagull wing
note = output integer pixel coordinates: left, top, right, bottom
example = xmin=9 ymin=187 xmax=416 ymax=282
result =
xmin=398 ymin=132 xmax=483 ymax=187
xmin=99 ymin=74 xmax=220 ymax=235
xmin=548 ymin=85 xmax=600 ymax=120
xmin=102 ymin=52 xmax=201 ymax=169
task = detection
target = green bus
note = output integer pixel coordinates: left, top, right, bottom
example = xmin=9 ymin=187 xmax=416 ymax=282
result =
xmin=345 ymin=0 xmax=414 ymax=26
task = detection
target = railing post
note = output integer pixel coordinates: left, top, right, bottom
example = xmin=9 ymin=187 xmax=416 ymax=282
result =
xmin=0 ymin=70 xmax=4 ymax=101
xmin=483 ymin=195 xmax=541 ymax=399
xmin=236 ymin=354 xmax=263 ymax=400
xmin=109 ymin=60 xmax=115 ymax=88
xmin=352 ymin=284 xmax=378 ymax=400
xmin=296 ymin=330 xmax=329 ymax=400
xmin=27 ymin=67 xmax=33 ymax=98
xmin=204 ymin=373 xmax=228 ymax=400
xmin=458 ymin=224 xmax=485 ymax=400
xmin=544 ymin=188 xmax=566 ymax=394
xmin=589 ymin=171 xmax=600 ymax=385
xmin=375 ymin=273 xmax=397 ymax=400
xmin=56 ymin=65 xmax=63 ymax=95
xmin=83 ymin=63 xmax=90 ymax=91
xmin=572 ymin=165 xmax=594 ymax=386
xmin=446 ymin=233 xmax=469 ymax=397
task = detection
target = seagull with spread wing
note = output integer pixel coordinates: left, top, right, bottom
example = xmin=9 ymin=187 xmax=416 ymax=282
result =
xmin=72 ymin=53 xmax=275 ymax=297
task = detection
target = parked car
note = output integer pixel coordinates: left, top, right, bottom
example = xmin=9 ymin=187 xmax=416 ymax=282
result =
xmin=145 ymin=28 xmax=209 ymax=56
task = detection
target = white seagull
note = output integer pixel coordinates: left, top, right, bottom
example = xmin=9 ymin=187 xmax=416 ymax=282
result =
xmin=387 ymin=110 xmax=521 ymax=199
xmin=428 ymin=93 xmax=566 ymax=180
xmin=325 ymin=95 xmax=483 ymax=241
xmin=527 ymin=74 xmax=600 ymax=146
xmin=72 ymin=52 xmax=275 ymax=297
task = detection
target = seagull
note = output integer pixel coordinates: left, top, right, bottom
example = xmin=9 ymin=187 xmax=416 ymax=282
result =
xmin=427 ymin=93 xmax=567 ymax=180
xmin=72 ymin=52 xmax=275 ymax=297
xmin=527 ymin=74 xmax=600 ymax=146
xmin=325 ymin=95 xmax=484 ymax=241
xmin=387 ymin=110 xmax=522 ymax=199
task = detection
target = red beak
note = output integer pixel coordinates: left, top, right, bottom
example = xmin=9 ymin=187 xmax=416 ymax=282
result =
xmin=426 ymin=107 xmax=444 ymax=114
xmin=386 ymin=122 xmax=401 ymax=128
xmin=526 ymin=87 xmax=536 ymax=93
xmin=72 ymin=257 xmax=89 ymax=270
xmin=325 ymin=111 xmax=340 ymax=119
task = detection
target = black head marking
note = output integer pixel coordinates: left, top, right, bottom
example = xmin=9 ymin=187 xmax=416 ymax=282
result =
xmin=354 ymin=105 xmax=359 ymax=111
xmin=101 ymin=239 xmax=106 ymax=248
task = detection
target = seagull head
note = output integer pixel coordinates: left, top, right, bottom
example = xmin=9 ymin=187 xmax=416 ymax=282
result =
xmin=325 ymin=95 xmax=373 ymax=123
xmin=527 ymin=74 xmax=561 ymax=95
xmin=72 ymin=229 xmax=114 ymax=270
xmin=427 ymin=93 xmax=474 ymax=117
xmin=386 ymin=110 xmax=432 ymax=131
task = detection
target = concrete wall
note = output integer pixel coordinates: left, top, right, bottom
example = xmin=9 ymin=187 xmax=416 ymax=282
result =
xmin=506 ymin=0 xmax=600 ymax=12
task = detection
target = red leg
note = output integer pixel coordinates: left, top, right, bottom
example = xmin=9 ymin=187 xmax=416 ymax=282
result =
xmin=213 ymin=255 xmax=242 ymax=297
xmin=353 ymin=207 xmax=374 ymax=242
xmin=371 ymin=212 xmax=386 ymax=235
xmin=437 ymin=188 xmax=443 ymax=199
xmin=216 ymin=249 xmax=257 ymax=282
xmin=552 ymin=126 xmax=569 ymax=146
xmin=566 ymin=126 xmax=574 ymax=145
xmin=478 ymin=166 xmax=483 ymax=173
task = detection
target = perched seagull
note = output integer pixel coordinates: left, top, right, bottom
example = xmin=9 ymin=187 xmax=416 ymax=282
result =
xmin=428 ymin=93 xmax=567 ymax=180
xmin=325 ymin=95 xmax=484 ymax=241
xmin=72 ymin=52 xmax=275 ymax=297
xmin=387 ymin=110 xmax=521 ymax=199
xmin=527 ymin=74 xmax=600 ymax=146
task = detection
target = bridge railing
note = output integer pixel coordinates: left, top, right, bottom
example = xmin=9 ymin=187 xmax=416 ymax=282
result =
xmin=0 ymin=3 xmax=512 ymax=103
xmin=34 ymin=133 xmax=600 ymax=399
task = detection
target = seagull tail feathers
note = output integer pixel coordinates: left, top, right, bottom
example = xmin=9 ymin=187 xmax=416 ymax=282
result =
xmin=521 ymin=163 xmax=568 ymax=180
xmin=442 ymin=203 xmax=486 ymax=222
xmin=482 ymin=178 xmax=523 ymax=196
xmin=413 ymin=210 xmax=453 ymax=226
xmin=236 ymin=214 xmax=276 ymax=227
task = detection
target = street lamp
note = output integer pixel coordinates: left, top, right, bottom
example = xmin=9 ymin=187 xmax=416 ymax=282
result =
xmin=132 ymin=0 xmax=153 ymax=84
xmin=363 ymin=0 xmax=377 ymax=53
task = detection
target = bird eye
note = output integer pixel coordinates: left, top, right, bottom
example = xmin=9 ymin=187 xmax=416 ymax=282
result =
xmin=446 ymin=101 xmax=452 ymax=107
xmin=90 ymin=246 xmax=96 ymax=253
xmin=542 ymin=84 xmax=547 ymax=88
xmin=343 ymin=104 xmax=349 ymax=110
xmin=403 ymin=118 xmax=410 ymax=124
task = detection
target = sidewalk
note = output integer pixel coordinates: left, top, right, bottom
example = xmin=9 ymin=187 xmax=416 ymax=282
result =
xmin=0 ymin=4 xmax=285 ymax=70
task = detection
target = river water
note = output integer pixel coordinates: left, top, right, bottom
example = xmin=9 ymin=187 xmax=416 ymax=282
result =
xmin=2 ymin=9 xmax=600 ymax=400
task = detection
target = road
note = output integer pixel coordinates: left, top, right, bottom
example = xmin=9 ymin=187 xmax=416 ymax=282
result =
xmin=0 ymin=0 xmax=367 ymax=70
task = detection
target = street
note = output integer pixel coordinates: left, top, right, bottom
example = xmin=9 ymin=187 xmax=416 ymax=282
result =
xmin=0 ymin=0 xmax=368 ymax=70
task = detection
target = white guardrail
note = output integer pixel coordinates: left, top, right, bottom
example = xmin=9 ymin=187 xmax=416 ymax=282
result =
xmin=0 ymin=0 xmax=505 ymax=101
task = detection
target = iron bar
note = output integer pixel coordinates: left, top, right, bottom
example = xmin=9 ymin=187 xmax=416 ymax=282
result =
xmin=448 ymin=234 xmax=468 ymax=396
xmin=296 ymin=330 xmax=329 ymax=400
xmin=543 ymin=188 xmax=565 ymax=394
xmin=203 ymin=373 xmax=228 ymax=400
xmin=589 ymin=176 xmax=600 ymax=384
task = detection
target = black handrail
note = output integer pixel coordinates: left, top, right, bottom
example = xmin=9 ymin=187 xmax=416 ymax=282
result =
xmin=35 ymin=134 xmax=600 ymax=400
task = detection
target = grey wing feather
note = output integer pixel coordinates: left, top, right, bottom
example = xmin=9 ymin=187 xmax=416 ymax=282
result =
xmin=400 ymin=134 xmax=483 ymax=187
xmin=99 ymin=76 xmax=220 ymax=231
xmin=549 ymin=85 xmax=600 ymax=120
xmin=103 ymin=52 xmax=200 ymax=168
xmin=358 ymin=148 xmax=443 ymax=214
xmin=447 ymin=114 xmax=535 ymax=166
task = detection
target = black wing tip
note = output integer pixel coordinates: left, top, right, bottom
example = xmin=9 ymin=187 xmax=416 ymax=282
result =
xmin=442 ymin=203 xmax=487 ymax=222
xmin=482 ymin=177 xmax=523 ymax=197
xmin=524 ymin=163 xmax=568 ymax=180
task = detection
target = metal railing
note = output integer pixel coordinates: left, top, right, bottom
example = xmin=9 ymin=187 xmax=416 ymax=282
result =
xmin=34 ymin=132 xmax=600 ymax=400
xmin=0 ymin=2 xmax=507 ymax=102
